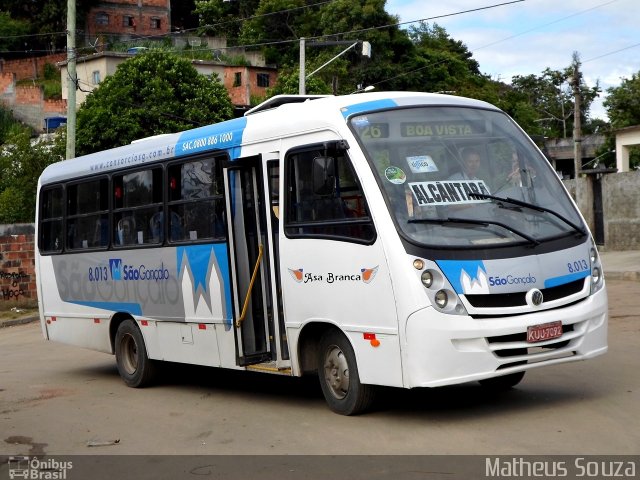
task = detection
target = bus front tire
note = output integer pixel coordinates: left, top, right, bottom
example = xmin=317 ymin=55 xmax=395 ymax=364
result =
xmin=317 ymin=330 xmax=375 ymax=415
xmin=479 ymin=371 xmax=525 ymax=390
xmin=115 ymin=319 xmax=156 ymax=388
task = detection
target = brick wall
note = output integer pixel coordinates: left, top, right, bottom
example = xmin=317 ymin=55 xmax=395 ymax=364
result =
xmin=0 ymin=233 xmax=36 ymax=304
xmin=86 ymin=0 xmax=171 ymax=38
xmin=0 ymin=54 xmax=66 ymax=81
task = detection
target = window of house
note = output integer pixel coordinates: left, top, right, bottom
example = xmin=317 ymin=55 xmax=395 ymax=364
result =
xmin=285 ymin=144 xmax=375 ymax=243
xmin=96 ymin=12 xmax=109 ymax=26
xmin=257 ymin=73 xmax=270 ymax=88
xmin=123 ymin=15 xmax=135 ymax=27
xmin=92 ymin=71 xmax=101 ymax=85
xmin=66 ymin=178 xmax=109 ymax=250
xmin=233 ymin=72 xmax=242 ymax=87
xmin=167 ymin=158 xmax=225 ymax=242
xmin=39 ymin=186 xmax=64 ymax=253
xmin=150 ymin=17 xmax=161 ymax=29
xmin=113 ymin=168 xmax=163 ymax=246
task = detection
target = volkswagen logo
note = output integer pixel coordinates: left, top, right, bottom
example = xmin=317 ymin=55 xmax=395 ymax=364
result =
xmin=526 ymin=288 xmax=544 ymax=307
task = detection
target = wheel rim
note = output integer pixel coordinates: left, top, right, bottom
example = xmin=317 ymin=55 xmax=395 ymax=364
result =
xmin=120 ymin=333 xmax=139 ymax=375
xmin=323 ymin=345 xmax=349 ymax=399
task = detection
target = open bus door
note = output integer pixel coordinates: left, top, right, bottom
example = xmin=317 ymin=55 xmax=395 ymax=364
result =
xmin=223 ymin=155 xmax=288 ymax=369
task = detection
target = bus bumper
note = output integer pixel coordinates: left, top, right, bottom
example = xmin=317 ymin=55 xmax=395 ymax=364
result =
xmin=402 ymin=287 xmax=608 ymax=388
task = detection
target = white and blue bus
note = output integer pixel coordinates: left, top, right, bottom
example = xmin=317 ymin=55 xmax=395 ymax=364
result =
xmin=35 ymin=92 xmax=607 ymax=415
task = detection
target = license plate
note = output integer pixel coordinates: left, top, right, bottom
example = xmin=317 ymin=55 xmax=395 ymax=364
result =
xmin=527 ymin=321 xmax=563 ymax=343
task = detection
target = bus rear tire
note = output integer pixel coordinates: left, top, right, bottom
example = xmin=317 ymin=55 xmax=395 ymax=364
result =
xmin=317 ymin=330 xmax=375 ymax=415
xmin=115 ymin=319 xmax=156 ymax=388
xmin=479 ymin=371 xmax=525 ymax=390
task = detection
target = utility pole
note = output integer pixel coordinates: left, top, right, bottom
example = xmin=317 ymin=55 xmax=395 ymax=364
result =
xmin=66 ymin=0 xmax=77 ymax=160
xmin=571 ymin=56 xmax=582 ymax=179
xmin=299 ymin=37 xmax=306 ymax=95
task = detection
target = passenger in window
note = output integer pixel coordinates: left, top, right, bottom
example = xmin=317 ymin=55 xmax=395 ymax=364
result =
xmin=449 ymin=147 xmax=483 ymax=181
xmin=117 ymin=216 xmax=136 ymax=245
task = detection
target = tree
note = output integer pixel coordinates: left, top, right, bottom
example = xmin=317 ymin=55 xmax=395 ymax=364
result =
xmin=195 ymin=0 xmax=261 ymax=40
xmin=509 ymin=62 xmax=600 ymax=139
xmin=2 ymin=0 xmax=98 ymax=57
xmin=0 ymin=128 xmax=65 ymax=223
xmin=602 ymin=71 xmax=640 ymax=169
xmin=267 ymin=68 xmax=332 ymax=95
xmin=76 ymin=51 xmax=234 ymax=156
xmin=0 ymin=12 xmax=30 ymax=56
xmin=604 ymin=72 xmax=640 ymax=129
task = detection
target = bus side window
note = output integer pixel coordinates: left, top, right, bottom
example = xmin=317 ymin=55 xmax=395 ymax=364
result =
xmin=284 ymin=145 xmax=375 ymax=243
xmin=66 ymin=178 xmax=109 ymax=250
xmin=39 ymin=186 xmax=64 ymax=253
xmin=113 ymin=168 xmax=163 ymax=246
xmin=167 ymin=157 xmax=225 ymax=242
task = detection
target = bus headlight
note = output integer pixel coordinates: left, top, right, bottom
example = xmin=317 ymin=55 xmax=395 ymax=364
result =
xmin=589 ymin=243 xmax=604 ymax=295
xmin=413 ymin=258 xmax=467 ymax=315
xmin=435 ymin=290 xmax=448 ymax=308
xmin=421 ymin=270 xmax=434 ymax=288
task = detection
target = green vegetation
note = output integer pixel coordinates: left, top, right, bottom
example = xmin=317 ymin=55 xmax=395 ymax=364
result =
xmin=0 ymin=122 xmax=65 ymax=223
xmin=76 ymin=51 xmax=234 ymax=156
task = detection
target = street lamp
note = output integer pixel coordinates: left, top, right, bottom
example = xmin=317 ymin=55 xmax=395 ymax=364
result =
xmin=299 ymin=39 xmax=371 ymax=94
xmin=351 ymin=85 xmax=375 ymax=94
xmin=581 ymin=150 xmax=615 ymax=171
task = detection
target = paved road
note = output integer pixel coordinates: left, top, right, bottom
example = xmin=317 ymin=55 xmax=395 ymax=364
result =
xmin=1 ymin=280 xmax=638 ymax=459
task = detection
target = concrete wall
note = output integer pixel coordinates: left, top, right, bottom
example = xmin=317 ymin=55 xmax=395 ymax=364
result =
xmin=603 ymin=172 xmax=640 ymax=249
xmin=563 ymin=171 xmax=640 ymax=250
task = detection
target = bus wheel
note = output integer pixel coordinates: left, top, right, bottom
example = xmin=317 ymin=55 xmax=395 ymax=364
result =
xmin=115 ymin=319 xmax=156 ymax=388
xmin=479 ymin=371 xmax=525 ymax=390
xmin=317 ymin=330 xmax=375 ymax=415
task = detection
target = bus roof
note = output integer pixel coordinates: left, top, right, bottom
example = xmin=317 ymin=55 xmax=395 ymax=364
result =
xmin=39 ymin=92 xmax=498 ymax=186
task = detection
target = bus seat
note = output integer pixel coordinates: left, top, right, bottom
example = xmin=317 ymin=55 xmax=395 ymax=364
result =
xmin=149 ymin=211 xmax=163 ymax=242
xmin=169 ymin=211 xmax=183 ymax=241
xmin=93 ymin=218 xmax=109 ymax=247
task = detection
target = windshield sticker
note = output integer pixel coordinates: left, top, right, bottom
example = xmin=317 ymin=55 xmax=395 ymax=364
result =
xmin=351 ymin=115 xmax=370 ymax=127
xmin=409 ymin=180 xmax=490 ymax=206
xmin=385 ymin=166 xmax=406 ymax=184
xmin=406 ymin=155 xmax=438 ymax=174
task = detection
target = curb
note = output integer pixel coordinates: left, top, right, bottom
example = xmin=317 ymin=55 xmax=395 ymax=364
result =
xmin=0 ymin=315 xmax=39 ymax=329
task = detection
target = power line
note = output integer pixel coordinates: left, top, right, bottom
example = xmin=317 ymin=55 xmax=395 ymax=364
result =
xmin=370 ymin=0 xmax=624 ymax=89
xmin=471 ymin=0 xmax=620 ymax=52
xmin=584 ymin=41 xmax=640 ymax=63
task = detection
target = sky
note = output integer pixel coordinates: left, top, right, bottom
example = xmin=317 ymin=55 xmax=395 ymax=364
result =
xmin=384 ymin=0 xmax=639 ymax=120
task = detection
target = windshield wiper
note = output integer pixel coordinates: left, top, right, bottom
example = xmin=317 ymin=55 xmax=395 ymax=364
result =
xmin=408 ymin=217 xmax=540 ymax=246
xmin=468 ymin=192 xmax=587 ymax=237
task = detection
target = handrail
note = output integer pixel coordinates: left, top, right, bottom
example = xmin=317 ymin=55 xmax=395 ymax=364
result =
xmin=235 ymin=244 xmax=264 ymax=328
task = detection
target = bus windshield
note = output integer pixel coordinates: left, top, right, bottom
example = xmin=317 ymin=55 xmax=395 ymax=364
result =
xmin=350 ymin=106 xmax=584 ymax=248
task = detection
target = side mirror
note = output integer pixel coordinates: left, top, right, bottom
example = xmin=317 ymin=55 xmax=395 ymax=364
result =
xmin=312 ymin=156 xmax=336 ymax=196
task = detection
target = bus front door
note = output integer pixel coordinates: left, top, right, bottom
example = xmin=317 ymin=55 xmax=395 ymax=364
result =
xmin=224 ymin=157 xmax=279 ymax=367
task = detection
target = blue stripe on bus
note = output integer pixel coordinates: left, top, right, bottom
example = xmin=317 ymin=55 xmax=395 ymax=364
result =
xmin=212 ymin=243 xmax=233 ymax=328
xmin=68 ymin=300 xmax=143 ymax=316
xmin=340 ymin=99 xmax=398 ymax=118
xmin=176 ymin=244 xmax=233 ymax=328
xmin=436 ymin=259 xmax=487 ymax=294
xmin=544 ymin=270 xmax=590 ymax=289
xmin=175 ymin=117 xmax=248 ymax=159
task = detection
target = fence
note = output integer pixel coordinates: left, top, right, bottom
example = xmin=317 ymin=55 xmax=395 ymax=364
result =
xmin=564 ymin=170 xmax=640 ymax=251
